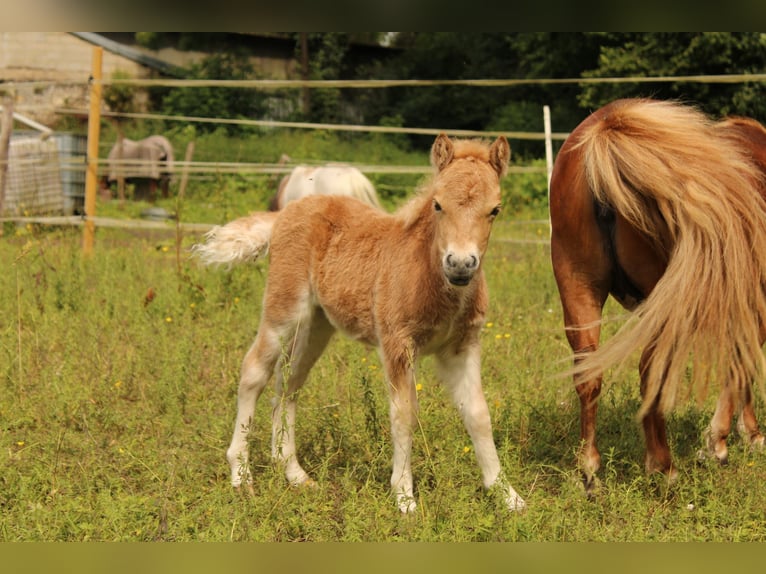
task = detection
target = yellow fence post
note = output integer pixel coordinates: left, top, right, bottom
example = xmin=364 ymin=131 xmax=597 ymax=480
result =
xmin=82 ymin=46 xmax=103 ymax=255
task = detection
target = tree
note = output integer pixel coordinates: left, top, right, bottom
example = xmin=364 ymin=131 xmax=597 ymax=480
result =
xmin=365 ymin=33 xmax=602 ymax=155
xmin=578 ymin=33 xmax=766 ymax=120
xmin=160 ymin=52 xmax=266 ymax=135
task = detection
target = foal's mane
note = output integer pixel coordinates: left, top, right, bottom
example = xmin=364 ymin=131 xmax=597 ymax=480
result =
xmin=396 ymin=139 xmax=496 ymax=229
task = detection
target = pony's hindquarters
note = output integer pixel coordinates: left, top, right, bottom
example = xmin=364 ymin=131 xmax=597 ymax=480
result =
xmin=573 ymin=98 xmax=766 ymax=418
xmin=314 ymin=166 xmax=382 ymax=209
xmin=551 ymin=98 xmax=766 ymax=490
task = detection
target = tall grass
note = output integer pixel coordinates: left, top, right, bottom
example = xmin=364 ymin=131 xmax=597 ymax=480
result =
xmin=1 ymin=214 xmax=764 ymax=541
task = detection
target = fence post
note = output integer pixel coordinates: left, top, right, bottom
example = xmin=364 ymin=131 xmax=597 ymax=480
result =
xmin=0 ymin=96 xmax=14 ymax=216
xmin=543 ymin=105 xmax=553 ymax=195
xmin=82 ymin=46 xmax=103 ymax=255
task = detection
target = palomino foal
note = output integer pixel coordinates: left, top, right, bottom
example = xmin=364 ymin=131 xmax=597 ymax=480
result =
xmin=194 ymin=134 xmax=525 ymax=513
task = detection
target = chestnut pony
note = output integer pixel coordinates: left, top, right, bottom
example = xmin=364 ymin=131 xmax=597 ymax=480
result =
xmin=195 ymin=134 xmax=525 ymax=513
xmin=267 ymin=164 xmax=382 ymax=211
xmin=550 ymin=98 xmax=766 ymax=493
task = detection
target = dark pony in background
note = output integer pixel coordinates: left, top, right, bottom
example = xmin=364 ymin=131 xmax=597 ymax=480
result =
xmin=101 ymin=135 xmax=175 ymax=201
xmin=549 ymin=98 xmax=766 ymax=492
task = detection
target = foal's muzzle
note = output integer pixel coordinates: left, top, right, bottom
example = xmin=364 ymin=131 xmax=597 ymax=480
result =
xmin=443 ymin=252 xmax=479 ymax=286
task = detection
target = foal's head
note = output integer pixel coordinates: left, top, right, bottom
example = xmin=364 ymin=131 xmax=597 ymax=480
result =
xmin=429 ymin=134 xmax=510 ymax=286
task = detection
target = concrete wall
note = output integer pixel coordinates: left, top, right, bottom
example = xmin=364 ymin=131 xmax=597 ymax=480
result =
xmin=1 ymin=32 xmax=154 ymax=127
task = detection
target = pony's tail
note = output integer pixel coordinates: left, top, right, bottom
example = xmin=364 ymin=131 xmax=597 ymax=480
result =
xmin=192 ymin=211 xmax=279 ymax=268
xmin=347 ymin=170 xmax=382 ymax=209
xmin=572 ymin=99 xmax=766 ymax=417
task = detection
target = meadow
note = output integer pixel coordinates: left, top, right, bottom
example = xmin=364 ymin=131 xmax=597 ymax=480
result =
xmin=1 ymin=132 xmax=765 ymax=542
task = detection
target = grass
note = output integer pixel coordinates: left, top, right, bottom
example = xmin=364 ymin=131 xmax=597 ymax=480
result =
xmin=1 ymin=129 xmax=763 ymax=541
xmin=2 ymin=209 xmax=765 ymax=542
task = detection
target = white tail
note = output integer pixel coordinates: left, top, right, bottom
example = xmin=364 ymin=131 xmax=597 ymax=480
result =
xmin=193 ymin=212 xmax=279 ymax=268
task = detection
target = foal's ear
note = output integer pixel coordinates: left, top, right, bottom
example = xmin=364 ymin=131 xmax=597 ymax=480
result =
xmin=489 ymin=136 xmax=511 ymax=178
xmin=431 ymin=133 xmax=454 ymax=172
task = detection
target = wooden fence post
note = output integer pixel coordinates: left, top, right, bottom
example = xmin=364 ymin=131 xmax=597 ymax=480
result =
xmin=0 ymin=96 xmax=14 ymax=216
xmin=82 ymin=46 xmax=103 ymax=255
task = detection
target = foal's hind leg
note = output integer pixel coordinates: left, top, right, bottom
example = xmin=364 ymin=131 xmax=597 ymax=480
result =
xmin=227 ymin=327 xmax=283 ymax=489
xmin=270 ymin=309 xmax=335 ymax=486
xmin=437 ymin=346 xmax=525 ymax=511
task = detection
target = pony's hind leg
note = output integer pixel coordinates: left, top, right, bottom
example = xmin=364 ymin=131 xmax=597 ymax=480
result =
xmin=701 ymin=383 xmax=736 ymax=465
xmin=639 ymin=349 xmax=677 ymax=482
xmin=737 ymin=384 xmax=765 ymax=449
xmin=437 ymin=346 xmax=525 ymax=511
xmin=703 ymin=382 xmax=764 ymax=464
xmin=227 ymin=327 xmax=283 ymax=489
xmin=271 ymin=309 xmax=335 ymax=486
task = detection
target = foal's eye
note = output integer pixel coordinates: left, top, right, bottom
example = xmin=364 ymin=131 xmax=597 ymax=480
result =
xmin=433 ymin=200 xmax=443 ymax=212
xmin=490 ymin=205 xmax=501 ymax=218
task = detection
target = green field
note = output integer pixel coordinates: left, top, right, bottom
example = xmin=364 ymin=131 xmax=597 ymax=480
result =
xmin=2 ymin=130 xmax=765 ymax=541
xmin=2 ymin=213 xmax=765 ymax=542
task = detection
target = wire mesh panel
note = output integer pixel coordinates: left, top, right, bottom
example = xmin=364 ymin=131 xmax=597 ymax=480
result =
xmin=4 ymin=136 xmax=65 ymax=216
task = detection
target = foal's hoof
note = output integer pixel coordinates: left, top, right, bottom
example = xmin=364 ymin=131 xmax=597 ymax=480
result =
xmin=289 ymin=475 xmax=317 ymax=489
xmin=505 ymin=492 xmax=526 ymax=512
xmin=396 ymin=495 xmax=417 ymax=514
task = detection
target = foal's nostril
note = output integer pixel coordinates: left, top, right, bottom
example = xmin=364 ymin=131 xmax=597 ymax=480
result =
xmin=444 ymin=253 xmax=479 ymax=272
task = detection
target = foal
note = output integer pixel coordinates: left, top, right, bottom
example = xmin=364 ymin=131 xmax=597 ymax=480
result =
xmin=195 ymin=134 xmax=525 ymax=513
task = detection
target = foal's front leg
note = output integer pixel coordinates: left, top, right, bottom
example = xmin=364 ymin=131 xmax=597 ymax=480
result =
xmin=382 ymin=343 xmax=419 ymax=513
xmin=437 ymin=346 xmax=526 ymax=511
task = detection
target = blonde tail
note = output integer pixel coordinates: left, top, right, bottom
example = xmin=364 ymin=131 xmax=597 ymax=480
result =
xmin=192 ymin=211 xmax=279 ymax=268
xmin=571 ymin=99 xmax=766 ymax=417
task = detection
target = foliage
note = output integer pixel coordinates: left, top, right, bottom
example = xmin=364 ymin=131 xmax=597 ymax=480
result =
xmin=103 ymin=70 xmax=139 ymax=115
xmin=578 ymin=33 xmax=766 ymax=120
xmin=160 ymin=53 xmax=267 ymax=135
xmin=115 ymin=33 xmax=766 ymax=156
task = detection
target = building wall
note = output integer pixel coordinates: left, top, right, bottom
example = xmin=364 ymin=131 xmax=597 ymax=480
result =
xmin=1 ymin=32 xmax=153 ymax=127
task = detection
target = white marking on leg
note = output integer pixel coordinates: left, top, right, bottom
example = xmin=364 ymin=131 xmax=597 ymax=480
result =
xmin=389 ymin=379 xmax=417 ymax=513
xmin=437 ymin=347 xmax=526 ymax=511
xmin=226 ymin=335 xmax=277 ymax=487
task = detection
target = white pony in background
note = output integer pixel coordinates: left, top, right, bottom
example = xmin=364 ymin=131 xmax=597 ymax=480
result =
xmin=268 ymin=164 xmax=382 ymax=211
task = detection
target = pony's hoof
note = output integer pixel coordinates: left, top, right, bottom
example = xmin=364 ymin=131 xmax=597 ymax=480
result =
xmin=396 ymin=495 xmax=417 ymax=514
xmin=289 ymin=475 xmax=317 ymax=489
xmin=299 ymin=477 xmax=317 ymax=489
xmin=580 ymin=472 xmax=601 ymax=497
xmin=751 ymin=435 xmax=766 ymax=449
xmin=505 ymin=493 xmax=526 ymax=512
xmin=697 ymin=444 xmax=728 ymax=465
